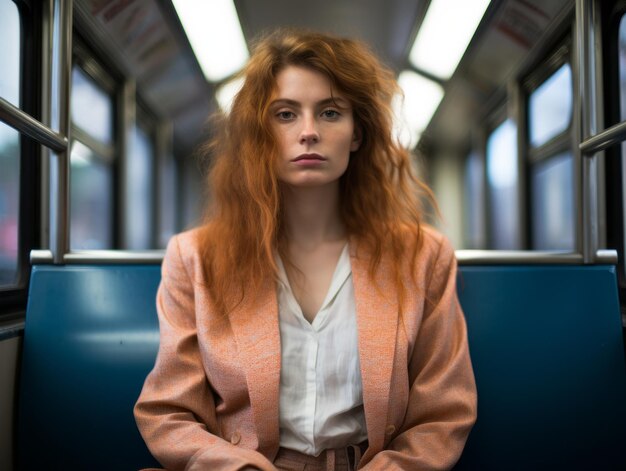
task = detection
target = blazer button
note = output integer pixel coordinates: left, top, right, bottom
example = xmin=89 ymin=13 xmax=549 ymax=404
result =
xmin=231 ymin=431 xmax=241 ymax=445
xmin=385 ymin=424 xmax=396 ymax=436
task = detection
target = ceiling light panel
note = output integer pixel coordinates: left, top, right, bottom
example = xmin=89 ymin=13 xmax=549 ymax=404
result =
xmin=172 ymin=0 xmax=249 ymax=82
xmin=409 ymin=0 xmax=491 ymax=80
xmin=394 ymin=70 xmax=444 ymax=148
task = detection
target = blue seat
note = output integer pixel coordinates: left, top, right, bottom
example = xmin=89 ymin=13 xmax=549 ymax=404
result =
xmin=18 ymin=264 xmax=161 ymax=470
xmin=454 ymin=265 xmax=626 ymax=470
xmin=17 ymin=263 xmax=626 ymax=469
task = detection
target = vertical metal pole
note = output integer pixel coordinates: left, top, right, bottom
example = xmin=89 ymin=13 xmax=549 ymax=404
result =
xmin=119 ymin=78 xmax=136 ymax=249
xmin=576 ymin=0 xmax=600 ymax=264
xmin=155 ymin=120 xmax=173 ymax=248
xmin=592 ymin=2 xmax=607 ymax=251
xmin=49 ymin=0 xmax=72 ymax=263
xmin=40 ymin=0 xmax=53 ymax=250
xmin=510 ymin=80 xmax=527 ymax=249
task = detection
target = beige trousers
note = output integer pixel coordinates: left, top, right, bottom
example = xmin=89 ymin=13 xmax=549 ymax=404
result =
xmin=273 ymin=442 xmax=368 ymax=471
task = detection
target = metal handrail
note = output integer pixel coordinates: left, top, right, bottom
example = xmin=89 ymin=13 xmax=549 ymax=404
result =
xmin=29 ymin=249 xmax=619 ymax=266
xmin=0 ymin=97 xmax=67 ymax=152
xmin=455 ymin=249 xmax=617 ymax=265
xmin=30 ymin=249 xmax=165 ymax=265
xmin=580 ymin=121 xmax=626 ymax=155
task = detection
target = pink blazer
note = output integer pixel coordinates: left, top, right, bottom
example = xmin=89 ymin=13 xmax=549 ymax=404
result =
xmin=134 ymin=226 xmax=477 ymax=471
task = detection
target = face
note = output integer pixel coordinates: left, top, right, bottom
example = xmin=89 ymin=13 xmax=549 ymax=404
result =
xmin=269 ymin=66 xmax=361 ymax=189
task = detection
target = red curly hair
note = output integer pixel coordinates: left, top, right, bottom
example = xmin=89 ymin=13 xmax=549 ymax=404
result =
xmin=200 ymin=29 xmax=435 ymax=314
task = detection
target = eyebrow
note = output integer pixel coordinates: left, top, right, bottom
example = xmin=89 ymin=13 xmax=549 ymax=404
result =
xmin=269 ymin=97 xmax=350 ymax=109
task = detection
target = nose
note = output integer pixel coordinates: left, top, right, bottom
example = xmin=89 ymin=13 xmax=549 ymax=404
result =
xmin=299 ymin=115 xmax=319 ymax=144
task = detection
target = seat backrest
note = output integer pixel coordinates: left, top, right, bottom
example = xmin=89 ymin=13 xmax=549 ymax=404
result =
xmin=18 ymin=263 xmax=626 ymax=470
xmin=454 ymin=264 xmax=626 ymax=470
xmin=18 ymin=264 xmax=161 ymax=470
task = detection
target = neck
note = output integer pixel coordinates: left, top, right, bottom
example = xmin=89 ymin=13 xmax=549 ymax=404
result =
xmin=282 ymin=183 xmax=345 ymax=248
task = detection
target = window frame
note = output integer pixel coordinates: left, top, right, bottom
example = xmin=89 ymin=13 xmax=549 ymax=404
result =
xmin=69 ymin=37 xmax=120 ymax=250
xmin=522 ymin=38 xmax=576 ymax=250
xmin=0 ymin=0 xmax=42 ymax=319
xmin=155 ymin=121 xmax=177 ymax=249
xmin=601 ymin=0 xmax=626 ymax=293
xmin=483 ymin=105 xmax=523 ymax=250
xmin=462 ymin=146 xmax=487 ymax=250
xmin=124 ymin=103 xmax=158 ymax=250
xmin=523 ymin=41 xmax=574 ymax=166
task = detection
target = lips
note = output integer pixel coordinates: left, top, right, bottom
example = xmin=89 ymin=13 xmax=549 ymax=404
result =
xmin=292 ymin=153 xmax=326 ymax=162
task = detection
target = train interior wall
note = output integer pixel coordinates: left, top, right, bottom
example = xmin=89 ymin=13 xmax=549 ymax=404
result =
xmin=430 ymin=150 xmax=466 ymax=248
xmin=0 ymin=336 xmax=20 ymax=471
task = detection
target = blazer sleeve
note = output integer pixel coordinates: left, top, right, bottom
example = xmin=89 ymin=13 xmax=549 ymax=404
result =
xmin=134 ymin=235 xmax=277 ymax=471
xmin=361 ymin=235 xmax=477 ymax=471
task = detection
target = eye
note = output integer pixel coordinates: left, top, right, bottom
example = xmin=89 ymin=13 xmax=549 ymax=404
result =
xmin=321 ymin=109 xmax=340 ymax=119
xmin=276 ymin=111 xmax=295 ymax=121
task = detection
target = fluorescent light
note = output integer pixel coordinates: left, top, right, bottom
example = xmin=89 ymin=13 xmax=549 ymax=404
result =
xmin=393 ymin=70 xmax=444 ymax=149
xmin=172 ymin=0 xmax=249 ymax=82
xmin=409 ymin=0 xmax=490 ymax=80
xmin=215 ymin=76 xmax=244 ymax=113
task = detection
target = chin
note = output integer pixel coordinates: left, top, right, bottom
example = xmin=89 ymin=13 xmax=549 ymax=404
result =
xmin=279 ymin=170 xmax=346 ymax=189
xmin=281 ymin=177 xmax=340 ymax=189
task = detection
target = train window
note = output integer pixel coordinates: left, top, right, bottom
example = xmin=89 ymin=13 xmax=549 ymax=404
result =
xmin=530 ymin=152 xmax=574 ymax=250
xmin=486 ymin=119 xmax=520 ymax=249
xmin=70 ymin=67 xmax=114 ymax=145
xmin=526 ymin=56 xmax=574 ymax=250
xmin=158 ymin=153 xmax=177 ymax=248
xmin=70 ymin=140 xmax=114 ymax=249
xmin=619 ymin=14 xmax=626 ymax=120
xmin=125 ymin=123 xmax=154 ymax=249
xmin=616 ymin=13 xmax=626 ymax=284
xmin=0 ymin=0 xmax=20 ymax=107
xmin=70 ymin=64 xmax=116 ymax=250
xmin=0 ymin=122 xmax=20 ymax=285
xmin=464 ymin=151 xmax=485 ymax=249
xmin=528 ymin=63 xmax=573 ymax=148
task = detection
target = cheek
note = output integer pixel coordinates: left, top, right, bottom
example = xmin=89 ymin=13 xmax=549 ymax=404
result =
xmin=337 ymin=131 xmax=356 ymax=154
xmin=278 ymin=126 xmax=301 ymax=149
xmin=273 ymin=130 xmax=290 ymax=157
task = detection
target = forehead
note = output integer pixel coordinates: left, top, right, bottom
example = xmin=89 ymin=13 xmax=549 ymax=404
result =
xmin=272 ymin=65 xmax=347 ymax=102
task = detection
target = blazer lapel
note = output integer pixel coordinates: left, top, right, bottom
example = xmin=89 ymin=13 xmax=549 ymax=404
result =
xmin=229 ymin=279 xmax=281 ymax=458
xmin=350 ymin=244 xmax=399 ymax=457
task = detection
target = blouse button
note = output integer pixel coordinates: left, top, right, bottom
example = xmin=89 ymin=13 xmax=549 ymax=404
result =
xmin=231 ymin=431 xmax=241 ymax=445
xmin=385 ymin=424 xmax=396 ymax=436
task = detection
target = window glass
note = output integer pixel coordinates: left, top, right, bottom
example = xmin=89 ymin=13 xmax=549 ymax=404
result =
xmin=0 ymin=122 xmax=19 ymax=285
xmin=182 ymin=158 xmax=203 ymax=228
xmin=464 ymin=151 xmax=485 ymax=249
xmin=51 ymin=0 xmax=62 ymax=131
xmin=126 ymin=125 xmax=154 ymax=249
xmin=71 ymin=67 xmax=113 ymax=145
xmin=528 ymin=63 xmax=572 ymax=148
xmin=531 ymin=152 xmax=574 ymax=250
xmin=70 ymin=140 xmax=113 ymax=249
xmin=486 ymin=119 xmax=520 ymax=249
xmin=619 ymin=15 xmax=626 ymax=120
xmin=159 ymin=154 xmax=177 ymax=248
xmin=0 ymin=0 xmax=21 ymax=107
xmin=619 ymin=15 xmax=626 ymax=281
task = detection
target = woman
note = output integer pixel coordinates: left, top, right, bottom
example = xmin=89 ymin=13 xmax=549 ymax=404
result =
xmin=135 ymin=30 xmax=477 ymax=471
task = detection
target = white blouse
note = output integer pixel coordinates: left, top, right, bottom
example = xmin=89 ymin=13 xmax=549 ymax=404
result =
xmin=275 ymin=245 xmax=368 ymax=456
